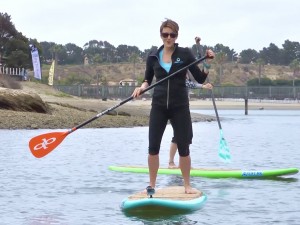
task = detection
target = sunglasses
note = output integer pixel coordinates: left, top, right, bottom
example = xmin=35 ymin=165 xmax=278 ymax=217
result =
xmin=161 ymin=32 xmax=177 ymax=39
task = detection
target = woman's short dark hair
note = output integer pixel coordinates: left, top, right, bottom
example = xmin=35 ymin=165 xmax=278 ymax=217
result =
xmin=160 ymin=19 xmax=179 ymax=34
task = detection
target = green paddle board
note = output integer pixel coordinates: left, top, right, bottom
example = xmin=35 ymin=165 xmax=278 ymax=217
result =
xmin=109 ymin=165 xmax=299 ymax=179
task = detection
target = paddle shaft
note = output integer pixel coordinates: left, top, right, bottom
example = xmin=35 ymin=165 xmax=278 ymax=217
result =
xmin=195 ymin=41 xmax=222 ymax=129
xmin=71 ymin=55 xmax=208 ymax=132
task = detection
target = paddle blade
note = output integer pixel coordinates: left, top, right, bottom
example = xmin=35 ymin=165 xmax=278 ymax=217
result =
xmin=29 ymin=131 xmax=69 ymax=158
xmin=218 ymin=130 xmax=231 ymax=163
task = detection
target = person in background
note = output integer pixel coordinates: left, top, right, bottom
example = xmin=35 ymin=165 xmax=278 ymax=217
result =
xmin=168 ymin=37 xmax=213 ymax=169
xmin=168 ymin=79 xmax=213 ymax=169
xmin=132 ymin=19 xmax=214 ymax=194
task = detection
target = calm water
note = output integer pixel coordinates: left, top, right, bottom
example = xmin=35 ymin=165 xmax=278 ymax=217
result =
xmin=0 ymin=110 xmax=299 ymax=225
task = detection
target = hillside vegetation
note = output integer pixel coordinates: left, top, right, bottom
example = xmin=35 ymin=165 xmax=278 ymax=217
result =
xmin=39 ymin=62 xmax=295 ymax=86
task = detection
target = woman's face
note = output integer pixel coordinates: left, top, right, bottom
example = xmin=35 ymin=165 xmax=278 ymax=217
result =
xmin=160 ymin=27 xmax=177 ymax=48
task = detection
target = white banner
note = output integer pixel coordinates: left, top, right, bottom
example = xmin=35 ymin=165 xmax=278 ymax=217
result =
xmin=48 ymin=60 xmax=55 ymax=85
xmin=30 ymin=45 xmax=42 ymax=80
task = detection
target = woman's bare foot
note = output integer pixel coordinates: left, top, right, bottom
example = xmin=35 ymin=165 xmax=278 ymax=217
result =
xmin=185 ymin=186 xmax=198 ymax=194
xmin=168 ymin=162 xmax=178 ymax=169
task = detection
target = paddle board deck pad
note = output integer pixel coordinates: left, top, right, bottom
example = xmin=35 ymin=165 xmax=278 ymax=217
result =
xmin=121 ymin=186 xmax=207 ymax=215
xmin=109 ymin=166 xmax=299 ymax=179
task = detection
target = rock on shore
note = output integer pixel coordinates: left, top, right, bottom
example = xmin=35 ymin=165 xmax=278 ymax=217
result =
xmin=0 ymin=87 xmax=49 ymax=113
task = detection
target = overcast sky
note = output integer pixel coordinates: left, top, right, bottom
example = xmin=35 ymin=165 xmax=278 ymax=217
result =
xmin=2 ymin=0 xmax=299 ymax=53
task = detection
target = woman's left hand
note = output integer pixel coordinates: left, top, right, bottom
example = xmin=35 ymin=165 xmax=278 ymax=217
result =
xmin=206 ymin=49 xmax=215 ymax=59
xmin=202 ymin=83 xmax=213 ymax=89
xmin=205 ymin=49 xmax=215 ymax=65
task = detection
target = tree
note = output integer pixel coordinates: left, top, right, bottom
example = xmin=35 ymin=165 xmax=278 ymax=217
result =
xmin=129 ymin=52 xmax=139 ymax=80
xmin=259 ymin=43 xmax=281 ymax=65
xmin=213 ymin=43 xmax=235 ymax=62
xmin=83 ymin=40 xmax=117 ymax=63
xmin=40 ymin=41 xmax=57 ymax=63
xmin=214 ymin=51 xmax=227 ymax=85
xmin=49 ymin=44 xmax=67 ymax=65
xmin=281 ymin=40 xmax=300 ymax=65
xmin=92 ymin=53 xmax=103 ymax=64
xmin=256 ymin=58 xmax=265 ymax=85
xmin=64 ymin=43 xmax=83 ymax=64
xmin=0 ymin=12 xmax=30 ymax=67
xmin=239 ymin=49 xmax=259 ymax=64
xmin=102 ymin=41 xmax=116 ymax=63
xmin=0 ymin=12 xmax=18 ymax=63
xmin=116 ymin=44 xmax=130 ymax=62
xmin=289 ymin=59 xmax=300 ymax=86
xmin=83 ymin=40 xmax=102 ymax=63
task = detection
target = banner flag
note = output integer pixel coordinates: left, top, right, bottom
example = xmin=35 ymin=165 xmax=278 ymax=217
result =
xmin=48 ymin=60 xmax=55 ymax=85
xmin=30 ymin=45 xmax=42 ymax=80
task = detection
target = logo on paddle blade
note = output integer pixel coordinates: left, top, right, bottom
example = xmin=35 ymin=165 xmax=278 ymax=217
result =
xmin=33 ymin=137 xmax=56 ymax=151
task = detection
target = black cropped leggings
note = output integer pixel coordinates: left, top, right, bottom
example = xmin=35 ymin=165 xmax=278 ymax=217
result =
xmin=148 ymin=105 xmax=193 ymax=157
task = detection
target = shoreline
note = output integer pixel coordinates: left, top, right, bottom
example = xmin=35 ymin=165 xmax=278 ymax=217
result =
xmin=120 ymin=98 xmax=300 ymax=111
xmin=189 ymin=99 xmax=300 ymax=110
xmin=1 ymin=97 xmax=298 ymax=130
xmin=0 ymin=82 xmax=299 ymax=129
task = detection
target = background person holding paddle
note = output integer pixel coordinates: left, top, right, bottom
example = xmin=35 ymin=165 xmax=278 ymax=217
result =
xmin=169 ymin=37 xmax=213 ymax=169
xmin=168 ymin=81 xmax=213 ymax=169
xmin=132 ymin=19 xmax=215 ymax=194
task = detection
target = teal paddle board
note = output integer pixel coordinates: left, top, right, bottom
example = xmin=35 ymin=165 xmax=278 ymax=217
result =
xmin=121 ymin=186 xmax=206 ymax=215
xmin=109 ymin=165 xmax=299 ymax=179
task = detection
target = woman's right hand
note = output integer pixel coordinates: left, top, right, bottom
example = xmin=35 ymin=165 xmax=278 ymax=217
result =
xmin=132 ymin=87 xmax=145 ymax=98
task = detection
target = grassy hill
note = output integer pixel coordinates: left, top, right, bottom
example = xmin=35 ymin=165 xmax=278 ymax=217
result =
xmin=40 ymin=62 xmax=295 ymax=86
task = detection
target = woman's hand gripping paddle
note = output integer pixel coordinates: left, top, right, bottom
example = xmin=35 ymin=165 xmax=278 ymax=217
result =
xmin=195 ymin=37 xmax=231 ymax=162
xmin=29 ymin=55 xmax=208 ymax=158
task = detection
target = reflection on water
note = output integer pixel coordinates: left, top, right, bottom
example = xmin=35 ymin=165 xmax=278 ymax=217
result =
xmin=0 ymin=110 xmax=299 ymax=225
xmin=124 ymin=208 xmax=195 ymax=222
xmin=127 ymin=213 xmax=198 ymax=225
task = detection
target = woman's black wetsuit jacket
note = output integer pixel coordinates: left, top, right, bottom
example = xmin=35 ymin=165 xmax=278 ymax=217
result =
xmin=144 ymin=44 xmax=208 ymax=109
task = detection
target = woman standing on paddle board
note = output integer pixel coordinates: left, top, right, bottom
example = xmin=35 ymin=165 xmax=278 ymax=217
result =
xmin=132 ymin=19 xmax=214 ymax=194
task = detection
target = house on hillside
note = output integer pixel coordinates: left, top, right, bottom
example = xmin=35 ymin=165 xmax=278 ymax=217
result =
xmin=119 ymin=78 xmax=138 ymax=86
xmin=107 ymin=81 xmax=118 ymax=86
xmin=84 ymin=54 xmax=89 ymax=66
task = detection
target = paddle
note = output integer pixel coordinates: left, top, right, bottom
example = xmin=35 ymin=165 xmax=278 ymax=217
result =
xmin=29 ymin=55 xmax=208 ymax=158
xmin=195 ymin=38 xmax=231 ymax=162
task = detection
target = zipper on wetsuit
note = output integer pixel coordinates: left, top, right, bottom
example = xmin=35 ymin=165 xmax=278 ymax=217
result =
xmin=153 ymin=52 xmax=171 ymax=109
xmin=167 ymin=79 xmax=170 ymax=109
